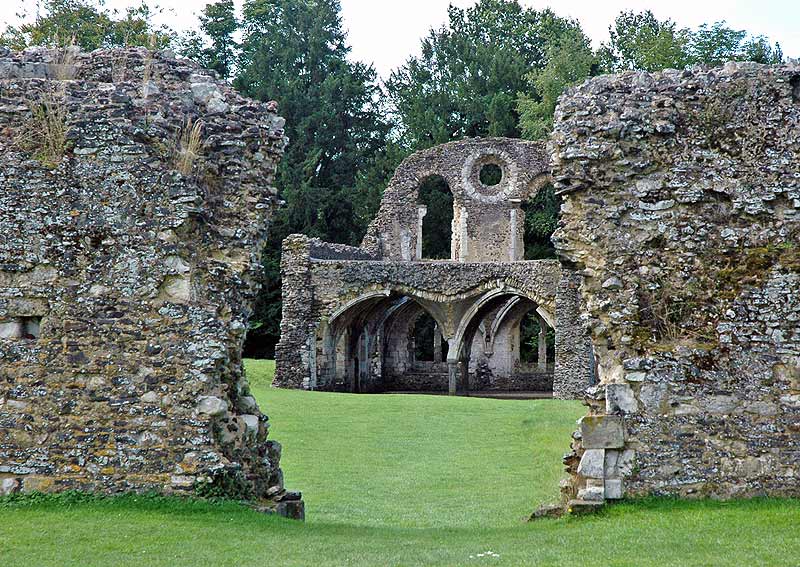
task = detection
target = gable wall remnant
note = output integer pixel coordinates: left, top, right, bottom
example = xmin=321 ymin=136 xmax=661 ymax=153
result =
xmin=0 ymin=47 xmax=302 ymax=517
xmin=361 ymin=138 xmax=551 ymax=262
xmin=553 ymin=62 xmax=800 ymax=503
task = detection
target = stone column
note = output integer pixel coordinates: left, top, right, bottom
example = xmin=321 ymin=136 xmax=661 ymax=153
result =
xmin=416 ymin=205 xmax=427 ymax=260
xmin=459 ymin=358 xmax=470 ymax=394
xmin=275 ymin=235 xmax=314 ymax=388
xmin=433 ymin=325 xmax=442 ymax=363
xmin=538 ymin=314 xmax=548 ymax=372
xmin=509 ymin=199 xmax=523 ymax=261
xmin=447 ymin=361 xmax=458 ymax=395
xmin=459 ymin=207 xmax=469 ymax=262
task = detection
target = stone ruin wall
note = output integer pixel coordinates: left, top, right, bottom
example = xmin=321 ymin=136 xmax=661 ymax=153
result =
xmin=361 ymin=138 xmax=551 ymax=262
xmin=0 ymin=47 xmax=302 ymax=517
xmin=553 ymin=62 xmax=800 ymax=502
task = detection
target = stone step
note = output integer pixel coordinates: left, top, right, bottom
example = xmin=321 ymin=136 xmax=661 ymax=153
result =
xmin=566 ymin=499 xmax=605 ymax=515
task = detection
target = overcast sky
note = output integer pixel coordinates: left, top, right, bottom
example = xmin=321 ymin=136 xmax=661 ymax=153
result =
xmin=1 ymin=0 xmax=798 ymax=77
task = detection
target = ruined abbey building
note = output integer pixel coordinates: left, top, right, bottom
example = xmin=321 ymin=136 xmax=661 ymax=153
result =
xmin=275 ymin=138 xmax=592 ymax=398
xmin=0 ymin=47 xmax=302 ymax=517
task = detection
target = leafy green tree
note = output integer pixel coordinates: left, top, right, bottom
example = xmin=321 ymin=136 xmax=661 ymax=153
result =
xmin=233 ymin=0 xmax=390 ymax=355
xmin=0 ymin=0 xmax=174 ymax=50
xmin=600 ymin=10 xmax=691 ymax=72
xmin=517 ymin=28 xmax=596 ymax=140
xmin=179 ymin=0 xmax=238 ymax=79
xmin=601 ymin=11 xmax=783 ymax=72
xmin=689 ymin=22 xmax=782 ymax=65
xmin=386 ymin=0 xmax=584 ymax=149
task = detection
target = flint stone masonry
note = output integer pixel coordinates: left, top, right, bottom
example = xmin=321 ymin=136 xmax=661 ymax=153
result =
xmin=0 ymin=47 xmax=302 ymax=517
xmin=553 ymin=62 xmax=800 ymax=502
xmin=276 ymin=138 xmax=592 ymax=398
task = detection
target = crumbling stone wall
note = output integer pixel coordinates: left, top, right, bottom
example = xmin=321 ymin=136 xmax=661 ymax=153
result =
xmin=0 ymin=47 xmax=302 ymax=517
xmin=553 ymin=62 xmax=800 ymax=503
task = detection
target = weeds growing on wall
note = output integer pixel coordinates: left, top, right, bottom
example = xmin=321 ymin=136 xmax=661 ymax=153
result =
xmin=632 ymin=241 xmax=799 ymax=353
xmin=193 ymin=468 xmax=253 ymax=501
xmin=173 ymin=117 xmax=204 ymax=176
xmin=15 ymin=44 xmax=76 ymax=168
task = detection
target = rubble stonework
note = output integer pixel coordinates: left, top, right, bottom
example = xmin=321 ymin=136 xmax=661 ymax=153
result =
xmin=552 ymin=62 xmax=800 ymax=503
xmin=0 ymin=47 xmax=303 ymax=517
xmin=276 ymin=138 xmax=591 ymax=397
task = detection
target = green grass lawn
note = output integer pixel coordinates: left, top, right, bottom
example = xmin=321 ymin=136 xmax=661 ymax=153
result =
xmin=2 ymin=359 xmax=799 ymax=566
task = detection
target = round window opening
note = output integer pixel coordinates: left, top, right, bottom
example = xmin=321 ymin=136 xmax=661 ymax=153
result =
xmin=479 ymin=163 xmax=503 ymax=186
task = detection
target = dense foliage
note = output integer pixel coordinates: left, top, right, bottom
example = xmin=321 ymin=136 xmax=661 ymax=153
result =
xmin=0 ymin=0 xmax=784 ymax=355
xmin=0 ymin=0 xmax=173 ymax=49
xmin=600 ymin=11 xmax=783 ymax=72
xmin=386 ymin=0 xmax=585 ymax=149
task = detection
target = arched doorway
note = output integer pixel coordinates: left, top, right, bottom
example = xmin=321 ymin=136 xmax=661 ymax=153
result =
xmin=451 ymin=289 xmax=556 ymax=396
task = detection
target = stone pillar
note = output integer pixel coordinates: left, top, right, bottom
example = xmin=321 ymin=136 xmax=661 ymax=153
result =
xmin=275 ymin=235 xmax=314 ymax=389
xmin=459 ymin=207 xmax=469 ymax=262
xmin=433 ymin=325 xmax=442 ymax=363
xmin=538 ymin=314 xmax=548 ymax=372
xmin=553 ymin=269 xmax=592 ymax=399
xmin=309 ymin=322 xmax=318 ymax=389
xmin=509 ymin=199 xmax=523 ymax=261
xmin=447 ymin=361 xmax=458 ymax=395
xmin=416 ymin=205 xmax=427 ymax=260
xmin=459 ymin=358 xmax=470 ymax=393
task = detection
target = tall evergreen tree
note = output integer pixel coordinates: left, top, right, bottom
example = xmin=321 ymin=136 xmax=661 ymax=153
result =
xmin=234 ymin=0 xmax=390 ymax=355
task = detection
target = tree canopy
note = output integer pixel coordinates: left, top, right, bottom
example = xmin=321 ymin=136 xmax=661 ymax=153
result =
xmin=386 ymin=0 xmax=585 ymax=149
xmin=0 ymin=0 xmax=173 ymax=50
xmin=601 ymin=11 xmax=783 ymax=72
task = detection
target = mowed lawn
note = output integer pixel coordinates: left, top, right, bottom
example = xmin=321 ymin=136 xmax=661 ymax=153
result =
xmin=1 ymin=360 xmax=798 ymax=566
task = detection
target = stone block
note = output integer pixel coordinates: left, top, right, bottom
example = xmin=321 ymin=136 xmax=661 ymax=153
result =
xmin=577 ymin=484 xmax=605 ymax=501
xmin=604 ymin=479 xmax=624 ymax=499
xmin=580 ymin=415 xmax=625 ymax=449
xmin=197 ymin=396 xmax=228 ymax=417
xmin=1 ymin=478 xmax=19 ymax=495
xmin=606 ymin=383 xmax=638 ymax=414
xmin=567 ymin=499 xmax=605 ymax=515
xmin=0 ymin=320 xmax=20 ymax=338
xmin=577 ymin=449 xmax=605 ymax=478
xmin=604 ymin=448 xmax=636 ymax=478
